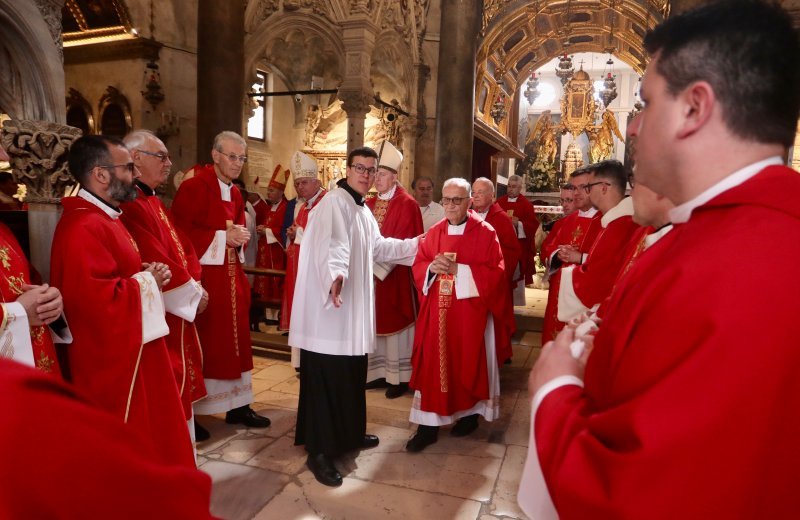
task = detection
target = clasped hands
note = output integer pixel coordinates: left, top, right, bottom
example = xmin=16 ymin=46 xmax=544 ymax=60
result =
xmin=429 ymin=253 xmax=456 ymax=275
xmin=226 ymin=225 xmax=251 ymax=247
xmin=16 ymin=283 xmax=63 ymax=326
xmin=556 ymin=244 xmax=582 ymax=264
xmin=528 ymin=312 xmax=600 ymax=397
xmin=143 ymin=262 xmax=172 ymax=289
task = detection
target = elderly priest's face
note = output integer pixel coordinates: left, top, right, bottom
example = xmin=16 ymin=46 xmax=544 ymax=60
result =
xmin=442 ymin=184 xmax=471 ymax=225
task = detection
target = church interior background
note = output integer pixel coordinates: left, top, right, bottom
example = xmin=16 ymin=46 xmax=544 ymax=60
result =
xmin=3 ymin=1 xmax=800 ymax=518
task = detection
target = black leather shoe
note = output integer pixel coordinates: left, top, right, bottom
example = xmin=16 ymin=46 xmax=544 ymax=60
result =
xmin=385 ymin=383 xmax=408 ymax=399
xmin=405 ymin=425 xmax=439 ymax=453
xmin=365 ymin=378 xmax=388 ymax=390
xmin=225 ymin=405 xmax=271 ymax=428
xmin=194 ymin=421 xmax=210 ymax=442
xmin=307 ymin=453 xmax=343 ymax=487
xmin=362 ymin=434 xmax=380 ymax=449
xmin=451 ymin=414 xmax=479 ymax=437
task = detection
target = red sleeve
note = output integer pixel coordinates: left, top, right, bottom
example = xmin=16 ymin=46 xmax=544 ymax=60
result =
xmin=171 ymin=178 xmax=219 ymax=256
xmin=490 ymin=211 xmax=521 ymax=284
xmin=540 ymin=218 xmax=564 ymax=261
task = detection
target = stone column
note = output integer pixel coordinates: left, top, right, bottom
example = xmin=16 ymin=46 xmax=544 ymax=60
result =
xmin=399 ymin=117 xmax=420 ymax=189
xmin=433 ymin=0 xmax=482 ymax=199
xmin=339 ymin=14 xmax=378 ymax=155
xmin=196 ymin=0 xmax=245 ymax=162
xmin=0 ymin=119 xmax=82 ymax=280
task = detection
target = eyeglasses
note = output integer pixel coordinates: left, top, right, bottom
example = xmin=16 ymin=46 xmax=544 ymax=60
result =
xmin=627 ymin=173 xmax=636 ymax=188
xmin=441 ymin=196 xmax=468 ymax=206
xmin=100 ymin=163 xmax=135 ymax=174
xmin=583 ymin=181 xmax=611 ymax=193
xmin=138 ymin=149 xmax=170 ymax=163
xmin=217 ymin=151 xmax=248 ymax=164
xmin=350 ymin=163 xmax=376 ymax=176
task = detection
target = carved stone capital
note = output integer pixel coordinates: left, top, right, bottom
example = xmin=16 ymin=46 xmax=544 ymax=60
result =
xmin=0 ymin=119 xmax=82 ymax=204
xmin=34 ymin=0 xmax=65 ymax=61
xmin=339 ymin=90 xmax=373 ymax=117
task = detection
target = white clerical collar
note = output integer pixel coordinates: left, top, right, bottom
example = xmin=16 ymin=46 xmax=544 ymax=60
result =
xmin=378 ymin=183 xmax=397 ymax=201
xmin=447 ymin=219 xmax=467 ymax=235
xmin=600 ymin=196 xmax=634 ymax=228
xmin=578 ymin=207 xmax=598 ymax=218
xmin=217 ymin=177 xmax=232 ymax=202
xmin=78 ymin=188 xmax=121 ymax=219
xmin=669 ymin=156 xmax=782 ymax=224
xmin=645 ymin=224 xmax=673 ymax=249
xmin=474 ymin=208 xmax=490 ymax=220
xmin=307 ymin=188 xmax=323 ymax=208
xmin=507 ymin=196 xmax=518 ymax=202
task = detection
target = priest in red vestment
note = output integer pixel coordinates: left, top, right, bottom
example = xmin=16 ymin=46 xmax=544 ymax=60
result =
xmin=171 ymin=131 xmax=270 ymax=438
xmin=365 ymin=141 xmax=423 ymax=398
xmin=522 ymin=5 xmax=800 ymax=517
xmin=471 ymin=177 xmax=520 ymax=365
xmin=497 ymin=174 xmax=539 ymax=285
xmin=280 ymin=151 xmax=326 ymax=371
xmin=540 ymin=170 xmax=602 ymax=344
xmin=50 ymin=135 xmax=194 ymax=468
xmin=254 ymin=164 xmax=288 ymax=302
xmin=0 ymin=223 xmax=66 ymax=374
xmin=556 ymin=160 xmax=643 ymax=323
xmin=406 ymin=178 xmax=506 ymax=452
xmin=120 ymin=130 xmax=208 ymax=431
xmin=0 ymin=359 xmax=215 ymax=518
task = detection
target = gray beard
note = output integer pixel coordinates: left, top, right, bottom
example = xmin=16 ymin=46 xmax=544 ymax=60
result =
xmin=109 ymin=175 xmax=137 ymax=203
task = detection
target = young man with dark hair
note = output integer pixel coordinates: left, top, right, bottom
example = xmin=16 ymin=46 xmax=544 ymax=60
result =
xmin=522 ymin=2 xmax=800 ymax=517
xmin=290 ymin=146 xmax=419 ymax=486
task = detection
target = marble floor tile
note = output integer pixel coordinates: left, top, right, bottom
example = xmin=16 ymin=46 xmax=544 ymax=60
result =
xmin=365 ymin=388 xmax=415 ymax=411
xmin=248 ymin=404 xmax=297 ymax=438
xmin=367 ymin=404 xmax=414 ymax=429
xmin=269 ymin=376 xmax=301 ymax=395
xmin=203 ymin=460 xmax=291 ymax=520
xmin=488 ymin=444 xmax=529 ymax=519
xmin=246 ymin=434 xmax=308 ymax=475
xmin=253 ymin=471 xmax=483 ymax=520
xmin=253 ymin=389 xmax=300 ymax=410
xmin=252 ymin=362 xmax=298 ymax=383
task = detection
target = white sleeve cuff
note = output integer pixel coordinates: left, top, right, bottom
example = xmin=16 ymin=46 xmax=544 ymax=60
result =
xmin=455 ymin=264 xmax=480 ymax=299
xmin=422 ymin=266 xmax=436 ymax=295
xmin=531 ymin=375 xmax=584 ymax=417
xmin=557 ymin=265 xmax=589 ymax=322
xmin=0 ymin=302 xmax=34 ymax=367
xmin=517 ymin=221 xmax=526 ymax=239
xmin=132 ymin=271 xmax=170 ymax=343
xmin=265 ymin=228 xmax=279 ymax=245
xmin=373 ymin=261 xmax=395 ymax=281
xmin=49 ymin=316 xmax=72 ymax=344
xmin=162 ymin=279 xmax=204 ymax=322
xmin=294 ymin=226 xmax=304 ymax=245
xmin=199 ymin=230 xmax=227 ymax=265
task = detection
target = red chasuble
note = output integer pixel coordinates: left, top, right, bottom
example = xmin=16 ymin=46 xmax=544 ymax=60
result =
xmin=366 ymin=185 xmax=423 ymax=335
xmin=410 ymin=213 xmax=505 ymax=416
xmin=171 ymin=165 xmax=253 ymax=379
xmin=535 ymin=165 xmax=800 ymax=518
xmin=497 ymin=194 xmax=540 ymax=284
xmin=482 ymin=203 xmax=521 ymax=364
xmin=0 ymin=223 xmax=59 ymax=375
xmin=279 ymin=190 xmax=326 ymax=331
xmin=0 ymin=360 xmax=215 ymax=518
xmin=119 ymin=186 xmax=207 ymax=419
xmin=254 ymin=197 xmax=288 ymax=302
xmin=540 ymin=212 xmax=602 ymax=343
xmin=50 ymin=196 xmax=193 ymax=468
xmin=568 ymin=210 xmax=643 ymax=312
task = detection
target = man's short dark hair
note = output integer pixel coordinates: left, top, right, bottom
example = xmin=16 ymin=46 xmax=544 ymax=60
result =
xmin=68 ymin=135 xmax=125 ymax=185
xmin=570 ymin=167 xmax=590 ymax=179
xmin=412 ymin=176 xmax=434 ymax=190
xmin=347 ymin=146 xmax=378 ymax=166
xmin=560 ymin=183 xmax=575 ymax=191
xmin=644 ymin=0 xmax=800 ymax=148
xmin=592 ymin=160 xmax=627 ymax=195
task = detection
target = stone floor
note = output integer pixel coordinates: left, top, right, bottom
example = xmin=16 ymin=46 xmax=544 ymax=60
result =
xmin=199 ymin=289 xmax=548 ymax=520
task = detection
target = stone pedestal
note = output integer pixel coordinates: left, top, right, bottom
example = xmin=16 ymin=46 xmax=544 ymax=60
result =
xmin=339 ymin=16 xmax=378 ymax=155
xmin=0 ymin=119 xmax=81 ymax=280
xmin=433 ymin=0 xmax=482 ymax=197
xmin=197 ymin=0 xmax=245 ymax=162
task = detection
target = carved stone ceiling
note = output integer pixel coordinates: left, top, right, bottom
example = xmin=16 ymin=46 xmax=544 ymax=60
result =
xmin=61 ymin=0 xmax=134 ymax=44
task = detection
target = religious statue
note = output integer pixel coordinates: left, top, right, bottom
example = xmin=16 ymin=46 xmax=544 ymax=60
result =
xmin=527 ymin=110 xmax=559 ymax=170
xmin=587 ymin=109 xmax=624 ymax=163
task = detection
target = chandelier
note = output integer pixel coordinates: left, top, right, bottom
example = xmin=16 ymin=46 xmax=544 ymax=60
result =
xmin=525 ymin=72 xmax=540 ymax=105
xmin=555 ymin=54 xmax=574 ymax=85
xmin=599 ymin=57 xmax=618 ymax=107
xmin=490 ymin=93 xmax=507 ymax=124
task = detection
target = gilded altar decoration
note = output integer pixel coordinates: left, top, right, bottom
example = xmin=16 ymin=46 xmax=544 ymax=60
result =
xmin=587 ymin=109 xmax=625 ymax=163
xmin=560 ymin=69 xmax=597 ymax=138
xmin=0 ymin=119 xmax=82 ymax=204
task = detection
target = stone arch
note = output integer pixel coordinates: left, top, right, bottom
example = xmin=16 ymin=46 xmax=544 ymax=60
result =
xmin=370 ymin=29 xmax=415 ymax=111
xmin=0 ymin=1 xmax=65 ymax=122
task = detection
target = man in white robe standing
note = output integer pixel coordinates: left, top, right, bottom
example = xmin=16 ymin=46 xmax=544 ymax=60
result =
xmin=290 ymin=146 xmax=419 ymax=487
